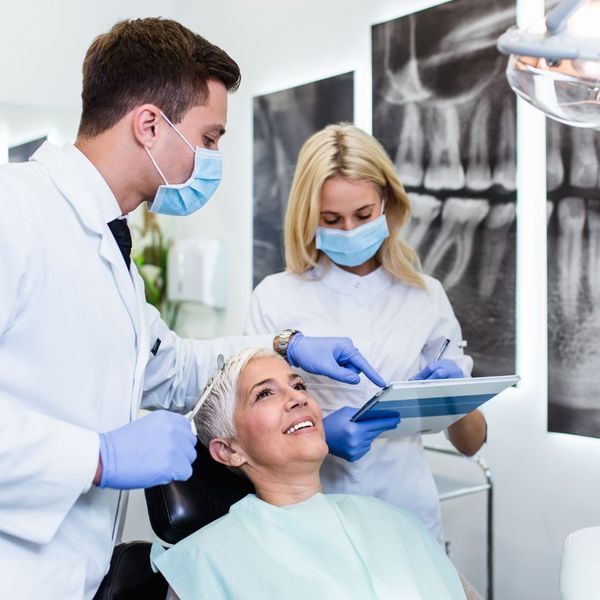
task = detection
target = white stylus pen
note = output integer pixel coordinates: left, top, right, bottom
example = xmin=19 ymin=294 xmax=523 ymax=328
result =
xmin=434 ymin=338 xmax=451 ymax=362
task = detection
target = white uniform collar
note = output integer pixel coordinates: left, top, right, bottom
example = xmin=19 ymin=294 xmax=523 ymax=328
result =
xmin=312 ymin=255 xmax=394 ymax=295
xmin=62 ymin=144 xmax=123 ymax=223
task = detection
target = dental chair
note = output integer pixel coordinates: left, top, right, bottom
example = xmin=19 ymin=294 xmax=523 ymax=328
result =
xmin=93 ymin=440 xmax=254 ymax=600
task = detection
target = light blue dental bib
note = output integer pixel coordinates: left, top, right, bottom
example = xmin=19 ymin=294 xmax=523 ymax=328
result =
xmin=152 ymin=493 xmax=465 ymax=600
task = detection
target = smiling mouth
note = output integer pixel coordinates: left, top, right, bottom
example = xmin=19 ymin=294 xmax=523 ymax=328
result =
xmin=284 ymin=420 xmax=315 ymax=435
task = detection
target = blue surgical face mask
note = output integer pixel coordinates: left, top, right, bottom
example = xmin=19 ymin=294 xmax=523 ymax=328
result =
xmin=315 ymin=204 xmax=389 ymax=267
xmin=146 ymin=112 xmax=222 ymax=216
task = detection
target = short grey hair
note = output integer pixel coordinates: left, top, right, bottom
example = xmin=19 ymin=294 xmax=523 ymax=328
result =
xmin=194 ymin=347 xmax=283 ymax=447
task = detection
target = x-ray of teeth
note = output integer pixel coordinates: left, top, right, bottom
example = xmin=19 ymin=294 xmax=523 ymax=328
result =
xmin=547 ymin=123 xmax=564 ymax=192
xmin=423 ymin=198 xmax=490 ymax=290
xmin=372 ymin=0 xmax=516 ymax=376
xmin=557 ymin=197 xmax=586 ymax=320
xmin=493 ymin=99 xmax=517 ymax=192
xmin=465 ymin=98 xmax=492 ymax=192
xmin=403 ymin=193 xmax=442 ymax=250
xmin=548 ymin=120 xmax=600 ymax=438
xmin=253 ymin=73 xmax=354 ymax=287
xmin=478 ymin=203 xmax=516 ymax=300
xmin=423 ymin=106 xmax=465 ymax=191
xmin=569 ymin=128 xmax=598 ymax=189
xmin=381 ymin=14 xmax=429 ymax=106
xmin=587 ymin=200 xmax=600 ymax=304
xmin=394 ymin=102 xmax=425 ymax=187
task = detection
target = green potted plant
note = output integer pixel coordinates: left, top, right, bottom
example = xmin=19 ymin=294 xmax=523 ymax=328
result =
xmin=132 ymin=208 xmax=180 ymax=329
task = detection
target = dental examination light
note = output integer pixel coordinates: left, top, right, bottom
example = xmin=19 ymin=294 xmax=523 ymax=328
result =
xmin=497 ymin=0 xmax=600 ymax=127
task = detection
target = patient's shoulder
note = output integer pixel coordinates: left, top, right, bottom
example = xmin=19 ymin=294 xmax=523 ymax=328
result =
xmin=156 ymin=507 xmax=246 ymax=576
xmin=165 ymin=495 xmax=254 ymax=556
xmin=165 ymin=512 xmax=232 ymax=557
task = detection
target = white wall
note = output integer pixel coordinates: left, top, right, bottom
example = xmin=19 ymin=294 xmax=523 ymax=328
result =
xmin=0 ymin=0 xmax=189 ymax=110
xmin=2 ymin=1 xmax=600 ymax=598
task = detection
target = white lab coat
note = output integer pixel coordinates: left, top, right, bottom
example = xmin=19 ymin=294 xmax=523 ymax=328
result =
xmin=0 ymin=142 xmax=271 ymax=599
xmin=245 ymin=258 xmax=473 ymax=543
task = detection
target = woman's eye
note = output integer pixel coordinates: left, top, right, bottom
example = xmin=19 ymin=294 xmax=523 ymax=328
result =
xmin=255 ymin=388 xmax=272 ymax=401
xmin=357 ymin=213 xmax=373 ymax=221
xmin=293 ymin=381 xmax=307 ymax=391
xmin=204 ymin=137 xmax=216 ymax=148
xmin=323 ymin=218 xmax=339 ymax=225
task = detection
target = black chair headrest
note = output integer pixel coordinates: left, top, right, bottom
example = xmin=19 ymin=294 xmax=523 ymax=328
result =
xmin=145 ymin=439 xmax=254 ymax=545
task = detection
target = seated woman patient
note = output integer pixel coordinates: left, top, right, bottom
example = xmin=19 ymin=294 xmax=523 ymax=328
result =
xmin=153 ymin=348 xmax=471 ymax=600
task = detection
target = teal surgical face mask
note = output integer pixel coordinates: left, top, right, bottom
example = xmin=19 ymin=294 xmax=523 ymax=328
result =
xmin=315 ymin=202 xmax=389 ymax=267
xmin=146 ymin=112 xmax=222 ymax=216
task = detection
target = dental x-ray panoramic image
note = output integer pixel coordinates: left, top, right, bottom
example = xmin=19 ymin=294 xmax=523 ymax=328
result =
xmin=372 ymin=0 xmax=517 ymax=377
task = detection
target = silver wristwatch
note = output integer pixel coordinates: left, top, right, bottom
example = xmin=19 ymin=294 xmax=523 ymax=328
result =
xmin=276 ymin=328 xmax=301 ymax=361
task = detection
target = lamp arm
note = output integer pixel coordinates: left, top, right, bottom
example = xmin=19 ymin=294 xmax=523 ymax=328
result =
xmin=546 ymin=0 xmax=588 ymax=33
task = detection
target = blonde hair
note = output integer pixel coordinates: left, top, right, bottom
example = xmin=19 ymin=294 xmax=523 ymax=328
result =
xmin=284 ymin=123 xmax=425 ymax=288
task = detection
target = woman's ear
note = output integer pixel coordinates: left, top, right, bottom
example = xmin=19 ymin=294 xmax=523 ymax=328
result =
xmin=208 ymin=438 xmax=247 ymax=468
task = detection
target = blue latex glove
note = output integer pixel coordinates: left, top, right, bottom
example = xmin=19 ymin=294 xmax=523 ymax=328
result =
xmin=287 ymin=334 xmax=386 ymax=387
xmin=323 ymin=406 xmax=400 ymax=462
xmin=98 ymin=410 xmax=197 ymax=489
xmin=409 ymin=359 xmax=464 ymax=381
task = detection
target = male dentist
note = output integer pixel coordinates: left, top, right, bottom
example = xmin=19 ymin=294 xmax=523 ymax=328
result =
xmin=0 ymin=18 xmax=385 ymax=599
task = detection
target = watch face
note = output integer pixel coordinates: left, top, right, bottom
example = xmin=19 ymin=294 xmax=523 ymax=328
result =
xmin=278 ymin=330 xmax=296 ymax=355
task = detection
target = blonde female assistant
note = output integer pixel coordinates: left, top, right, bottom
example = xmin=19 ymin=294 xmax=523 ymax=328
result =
xmin=245 ymin=123 xmax=487 ymax=542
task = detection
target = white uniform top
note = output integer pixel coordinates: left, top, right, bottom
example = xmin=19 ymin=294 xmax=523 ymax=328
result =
xmin=0 ymin=142 xmax=271 ymax=600
xmin=245 ymin=257 xmax=473 ymax=542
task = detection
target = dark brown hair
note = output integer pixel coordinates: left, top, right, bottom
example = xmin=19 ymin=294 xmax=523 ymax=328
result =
xmin=78 ymin=18 xmax=240 ymax=137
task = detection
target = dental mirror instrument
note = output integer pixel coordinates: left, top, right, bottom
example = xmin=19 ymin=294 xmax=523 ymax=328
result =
xmin=188 ymin=353 xmax=225 ymax=422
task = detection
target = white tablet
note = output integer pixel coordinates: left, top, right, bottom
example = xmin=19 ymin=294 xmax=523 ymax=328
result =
xmin=351 ymin=375 xmax=519 ymax=436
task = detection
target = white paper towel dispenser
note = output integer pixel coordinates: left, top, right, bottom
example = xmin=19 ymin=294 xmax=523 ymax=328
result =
xmin=167 ymin=238 xmax=227 ymax=309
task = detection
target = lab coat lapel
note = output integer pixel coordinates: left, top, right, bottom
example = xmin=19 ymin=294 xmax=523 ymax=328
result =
xmin=130 ymin=267 xmax=151 ymax=418
xmin=31 ymin=143 xmax=142 ymax=338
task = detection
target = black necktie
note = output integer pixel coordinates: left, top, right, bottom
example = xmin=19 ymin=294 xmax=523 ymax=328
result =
xmin=107 ymin=218 xmax=132 ymax=270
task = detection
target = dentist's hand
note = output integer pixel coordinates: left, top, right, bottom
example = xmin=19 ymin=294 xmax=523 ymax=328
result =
xmin=97 ymin=410 xmax=197 ymax=490
xmin=409 ymin=359 xmax=464 ymax=381
xmin=287 ymin=334 xmax=386 ymax=387
xmin=323 ymin=406 xmax=400 ymax=462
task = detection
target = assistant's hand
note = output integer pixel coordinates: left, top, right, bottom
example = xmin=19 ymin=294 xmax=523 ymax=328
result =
xmin=323 ymin=406 xmax=400 ymax=462
xmin=97 ymin=410 xmax=197 ymax=489
xmin=409 ymin=359 xmax=464 ymax=381
xmin=287 ymin=334 xmax=386 ymax=387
